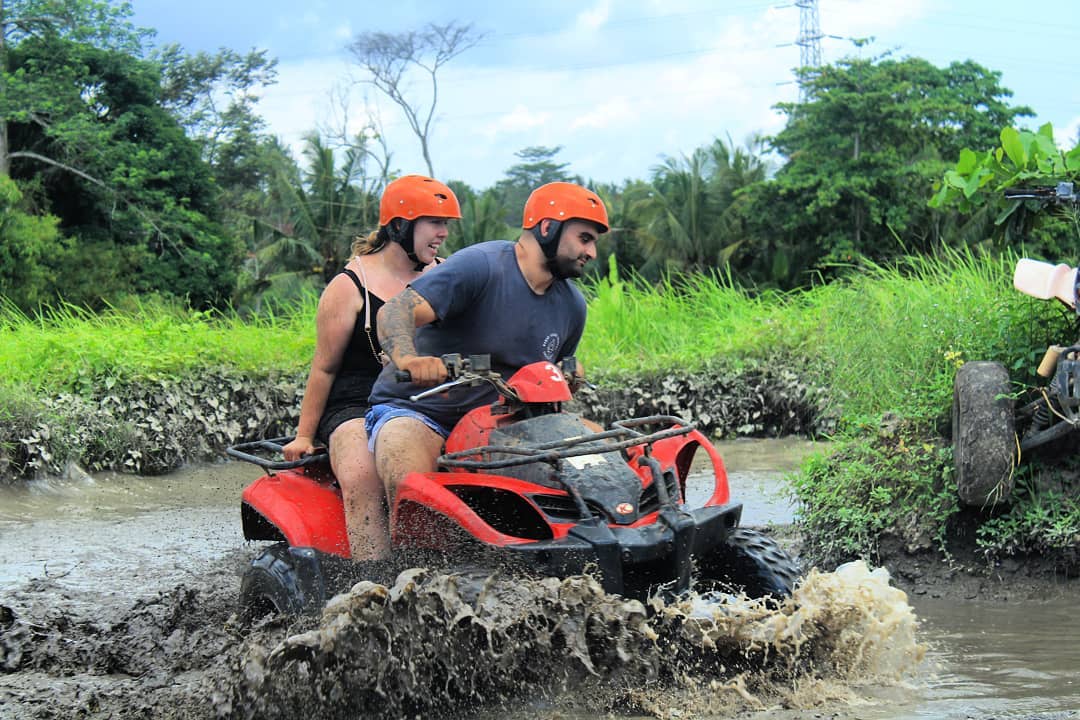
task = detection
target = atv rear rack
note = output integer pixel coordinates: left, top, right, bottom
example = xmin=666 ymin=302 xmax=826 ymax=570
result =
xmin=226 ymin=436 xmax=330 ymax=471
xmin=438 ymin=414 xmax=695 ymax=471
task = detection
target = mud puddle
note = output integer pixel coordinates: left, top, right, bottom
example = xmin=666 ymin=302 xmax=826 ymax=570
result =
xmin=2 ymin=439 xmax=1076 ymax=719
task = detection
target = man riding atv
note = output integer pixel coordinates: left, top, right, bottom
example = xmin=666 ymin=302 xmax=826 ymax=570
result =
xmin=229 ymin=182 xmax=801 ymax=616
xmin=366 ymin=181 xmax=608 ymax=506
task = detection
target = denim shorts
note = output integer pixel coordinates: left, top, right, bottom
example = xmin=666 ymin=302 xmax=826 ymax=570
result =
xmin=364 ymin=404 xmax=451 ymax=452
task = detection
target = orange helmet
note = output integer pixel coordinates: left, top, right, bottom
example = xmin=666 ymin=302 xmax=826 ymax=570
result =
xmin=522 ymin=182 xmax=609 ymax=233
xmin=379 ymin=175 xmax=462 ymax=226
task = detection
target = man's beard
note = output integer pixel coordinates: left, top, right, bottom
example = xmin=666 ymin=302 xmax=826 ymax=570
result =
xmin=546 ymin=254 xmax=584 ymax=279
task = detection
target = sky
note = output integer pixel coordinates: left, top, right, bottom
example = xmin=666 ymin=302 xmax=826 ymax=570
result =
xmin=128 ymin=0 xmax=1080 ymax=190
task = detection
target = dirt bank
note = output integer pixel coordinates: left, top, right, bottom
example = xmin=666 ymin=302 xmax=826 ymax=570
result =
xmin=0 ymin=363 xmax=831 ymax=485
xmin=876 ymin=527 xmax=1080 ymax=604
xmin=2 ymin=524 xmax=1074 ymax=720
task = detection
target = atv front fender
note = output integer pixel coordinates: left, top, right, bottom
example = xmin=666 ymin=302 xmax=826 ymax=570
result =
xmin=241 ymin=471 xmax=349 ymax=557
xmin=632 ymin=428 xmax=730 ymax=506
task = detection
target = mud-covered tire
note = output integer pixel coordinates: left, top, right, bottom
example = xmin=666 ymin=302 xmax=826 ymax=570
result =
xmin=697 ymin=527 xmax=801 ymax=599
xmin=240 ymin=543 xmax=322 ymax=620
xmin=952 ymin=361 xmax=1016 ymax=507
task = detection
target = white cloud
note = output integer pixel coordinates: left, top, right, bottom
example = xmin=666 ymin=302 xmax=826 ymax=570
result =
xmin=570 ymin=98 xmax=633 ymax=130
xmin=481 ymin=104 xmax=553 ymax=138
xmin=819 ymin=0 xmax=932 ymax=37
xmin=1061 ymin=115 xmax=1080 ymax=149
xmin=334 ymin=22 xmax=353 ymax=42
xmin=575 ymin=0 xmax=611 ymax=32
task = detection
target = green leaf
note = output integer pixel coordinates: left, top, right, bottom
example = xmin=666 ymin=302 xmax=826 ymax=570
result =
xmin=944 ymin=169 xmax=967 ymax=189
xmin=962 ymin=168 xmax=989 ymax=199
xmin=1000 ymin=127 xmax=1027 ymax=168
xmin=994 ymin=201 xmax=1021 ymax=226
xmin=1065 ymin=146 xmax=1080 ymax=172
xmin=957 ymin=148 xmax=978 ymax=174
xmin=1032 ymin=132 xmax=1059 ymax=160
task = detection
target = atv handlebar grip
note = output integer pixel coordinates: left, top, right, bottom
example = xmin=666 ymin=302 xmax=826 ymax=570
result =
xmin=395 ymin=370 xmax=412 ymax=383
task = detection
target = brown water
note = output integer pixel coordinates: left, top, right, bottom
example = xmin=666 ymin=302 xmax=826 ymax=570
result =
xmin=1 ymin=439 xmax=1078 ymax=719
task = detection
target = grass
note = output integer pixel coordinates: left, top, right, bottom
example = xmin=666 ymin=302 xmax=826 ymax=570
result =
xmin=580 ymin=266 xmax=796 ymax=374
xmin=5 ymin=250 xmax=1079 ymax=560
xmin=0 ymin=294 xmax=318 ymax=394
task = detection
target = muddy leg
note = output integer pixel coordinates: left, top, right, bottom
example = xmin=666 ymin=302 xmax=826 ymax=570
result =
xmin=373 ymin=417 xmax=443 ymax=503
xmin=329 ymin=419 xmax=390 ymax=561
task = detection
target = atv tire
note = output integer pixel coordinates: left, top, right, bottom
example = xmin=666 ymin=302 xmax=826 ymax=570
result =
xmin=698 ymin=527 xmax=801 ymax=599
xmin=952 ymin=361 xmax=1016 ymax=507
xmin=240 ymin=543 xmax=326 ymax=620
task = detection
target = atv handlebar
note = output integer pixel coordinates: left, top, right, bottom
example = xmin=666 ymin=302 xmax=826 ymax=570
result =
xmin=438 ymin=415 xmax=695 ymax=471
xmin=396 ymin=353 xmax=583 ymax=402
xmin=225 ymin=436 xmax=329 ymax=471
xmin=1004 ymin=181 xmax=1078 ymax=204
xmin=396 ymin=353 xmax=508 ymax=402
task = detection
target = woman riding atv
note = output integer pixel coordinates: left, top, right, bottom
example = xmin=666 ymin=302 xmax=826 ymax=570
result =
xmin=282 ymin=175 xmax=461 ymax=561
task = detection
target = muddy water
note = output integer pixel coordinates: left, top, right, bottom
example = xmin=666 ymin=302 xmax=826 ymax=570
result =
xmin=0 ymin=439 xmax=1077 ymax=719
xmin=0 ymin=461 xmax=256 ymax=595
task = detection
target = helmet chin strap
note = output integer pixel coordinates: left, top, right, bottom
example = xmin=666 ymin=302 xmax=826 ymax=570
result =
xmin=530 ymin=219 xmax=563 ymax=260
xmin=389 ymin=218 xmax=428 ymax=270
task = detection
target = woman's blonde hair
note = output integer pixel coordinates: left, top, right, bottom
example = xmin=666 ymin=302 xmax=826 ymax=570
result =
xmin=350 ymin=226 xmax=391 ymax=257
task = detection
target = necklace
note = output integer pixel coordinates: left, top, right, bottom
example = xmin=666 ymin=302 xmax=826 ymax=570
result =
xmin=354 ymin=258 xmax=390 ymax=367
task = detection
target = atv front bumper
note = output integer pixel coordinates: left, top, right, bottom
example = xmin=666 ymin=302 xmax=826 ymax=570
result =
xmin=498 ymin=502 xmax=742 ymax=600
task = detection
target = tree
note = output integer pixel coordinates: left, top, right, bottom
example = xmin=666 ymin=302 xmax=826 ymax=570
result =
xmin=156 ymin=44 xmax=277 ymax=166
xmin=929 ymin=123 xmax=1080 ymax=259
xmin=0 ymin=0 xmax=149 ymax=175
xmin=245 ymin=131 xmax=382 ymax=299
xmin=446 ymin=181 xmax=512 ymax=252
xmin=493 ymin=145 xmax=573 ymax=226
xmin=346 ymin=21 xmax=483 ymax=176
xmin=6 ymin=32 xmax=239 ymax=308
xmin=0 ymin=174 xmax=64 ymax=309
xmin=735 ymin=54 xmax=1033 ymax=287
xmin=630 ymin=136 xmax=768 ymax=276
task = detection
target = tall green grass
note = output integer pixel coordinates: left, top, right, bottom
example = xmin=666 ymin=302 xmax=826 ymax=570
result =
xmin=580 ymin=263 xmax=798 ymax=374
xmin=0 ymin=295 xmax=319 ymax=394
xmin=3 ymin=250 xmax=1070 ymax=424
xmin=795 ymin=248 xmax=1069 ymax=423
xmin=582 ymin=249 xmax=1069 ymax=424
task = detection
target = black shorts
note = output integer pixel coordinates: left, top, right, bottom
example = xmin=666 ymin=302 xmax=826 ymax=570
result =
xmin=316 ymin=404 xmax=370 ymax=445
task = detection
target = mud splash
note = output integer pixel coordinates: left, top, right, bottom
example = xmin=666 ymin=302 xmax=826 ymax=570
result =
xmin=223 ymin=560 xmax=922 ymax=719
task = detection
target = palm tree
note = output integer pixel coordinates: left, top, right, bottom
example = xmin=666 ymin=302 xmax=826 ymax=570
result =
xmin=236 ymin=132 xmax=383 ymax=311
xmin=446 ymin=185 xmax=513 ymax=252
xmin=631 ymin=135 xmax=769 ymax=277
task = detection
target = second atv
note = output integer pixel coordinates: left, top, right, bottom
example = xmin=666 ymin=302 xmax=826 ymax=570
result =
xmin=228 ymin=355 xmax=801 ymax=617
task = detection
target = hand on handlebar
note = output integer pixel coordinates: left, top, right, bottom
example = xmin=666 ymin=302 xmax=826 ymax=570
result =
xmin=397 ymin=355 xmax=449 ymax=387
xmin=562 ymin=357 xmax=592 ymax=393
xmin=282 ymin=435 xmax=322 ymax=462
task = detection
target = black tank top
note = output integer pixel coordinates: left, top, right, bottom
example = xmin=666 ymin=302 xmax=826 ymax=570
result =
xmin=337 ymin=267 xmax=386 ymax=376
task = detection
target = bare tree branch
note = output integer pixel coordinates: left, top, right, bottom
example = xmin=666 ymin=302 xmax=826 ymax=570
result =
xmin=346 ymin=21 xmax=484 ymax=177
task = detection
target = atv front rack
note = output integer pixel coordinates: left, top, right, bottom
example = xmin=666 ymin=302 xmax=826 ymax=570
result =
xmin=226 ymin=436 xmax=330 ymax=471
xmin=438 ymin=414 xmax=695 ymax=471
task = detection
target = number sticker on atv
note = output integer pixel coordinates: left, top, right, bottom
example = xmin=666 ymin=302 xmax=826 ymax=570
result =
xmin=544 ymin=363 xmax=564 ymax=383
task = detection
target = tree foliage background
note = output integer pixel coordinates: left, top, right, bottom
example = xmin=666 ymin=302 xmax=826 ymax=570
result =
xmin=1 ymin=1 xmax=1076 ymax=315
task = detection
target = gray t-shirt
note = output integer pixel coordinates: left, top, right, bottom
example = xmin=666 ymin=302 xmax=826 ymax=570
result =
xmin=368 ymin=240 xmax=586 ymax=429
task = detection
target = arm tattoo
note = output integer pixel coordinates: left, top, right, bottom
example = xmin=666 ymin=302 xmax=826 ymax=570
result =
xmin=378 ymin=288 xmax=423 ymax=364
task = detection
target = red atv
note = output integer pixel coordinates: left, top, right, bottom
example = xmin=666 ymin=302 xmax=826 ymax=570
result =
xmin=227 ymin=355 xmax=801 ymax=617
